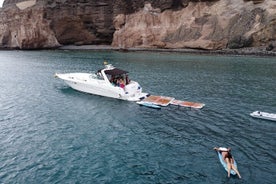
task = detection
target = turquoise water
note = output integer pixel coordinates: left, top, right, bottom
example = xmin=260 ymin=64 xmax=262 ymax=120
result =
xmin=0 ymin=50 xmax=275 ymax=183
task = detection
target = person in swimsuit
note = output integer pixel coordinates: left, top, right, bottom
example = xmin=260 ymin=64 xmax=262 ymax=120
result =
xmin=214 ymin=147 xmax=242 ymax=178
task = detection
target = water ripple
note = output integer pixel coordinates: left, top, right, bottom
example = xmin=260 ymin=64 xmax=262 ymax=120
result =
xmin=0 ymin=51 xmax=275 ymax=183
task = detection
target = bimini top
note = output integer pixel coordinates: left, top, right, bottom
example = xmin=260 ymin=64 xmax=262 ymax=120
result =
xmin=104 ymin=68 xmax=128 ymax=75
xmin=98 ymin=64 xmax=128 ymax=75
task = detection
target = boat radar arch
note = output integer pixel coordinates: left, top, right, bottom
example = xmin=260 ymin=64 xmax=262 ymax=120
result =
xmin=105 ymin=64 xmax=114 ymax=70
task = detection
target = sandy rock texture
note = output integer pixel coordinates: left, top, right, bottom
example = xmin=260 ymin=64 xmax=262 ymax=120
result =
xmin=112 ymin=0 xmax=276 ymax=50
xmin=0 ymin=0 xmax=275 ymax=50
xmin=0 ymin=0 xmax=60 ymax=49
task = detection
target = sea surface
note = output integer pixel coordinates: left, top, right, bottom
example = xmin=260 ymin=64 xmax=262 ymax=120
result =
xmin=0 ymin=50 xmax=275 ymax=184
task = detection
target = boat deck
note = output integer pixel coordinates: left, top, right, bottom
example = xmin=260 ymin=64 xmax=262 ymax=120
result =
xmin=170 ymin=99 xmax=205 ymax=109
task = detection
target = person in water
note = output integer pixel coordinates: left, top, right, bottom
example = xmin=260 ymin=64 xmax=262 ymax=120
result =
xmin=214 ymin=147 xmax=242 ymax=178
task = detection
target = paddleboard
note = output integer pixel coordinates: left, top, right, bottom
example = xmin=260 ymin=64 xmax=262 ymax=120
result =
xmin=217 ymin=151 xmax=237 ymax=175
xmin=136 ymin=101 xmax=161 ymax=109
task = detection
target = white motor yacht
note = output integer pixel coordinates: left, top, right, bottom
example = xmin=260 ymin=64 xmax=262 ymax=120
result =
xmin=55 ymin=63 xmax=148 ymax=101
xmin=250 ymin=111 xmax=276 ymax=121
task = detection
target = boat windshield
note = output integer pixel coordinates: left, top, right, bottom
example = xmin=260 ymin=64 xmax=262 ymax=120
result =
xmin=96 ymin=72 xmax=104 ymax=80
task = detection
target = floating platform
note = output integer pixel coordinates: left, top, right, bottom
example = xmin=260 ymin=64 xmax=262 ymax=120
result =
xmin=141 ymin=95 xmax=175 ymax=106
xmin=170 ymin=99 xmax=205 ymax=109
xmin=139 ymin=95 xmax=205 ymax=109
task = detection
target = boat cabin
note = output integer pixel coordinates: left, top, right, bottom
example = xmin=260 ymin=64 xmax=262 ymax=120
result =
xmin=98 ymin=64 xmax=130 ymax=88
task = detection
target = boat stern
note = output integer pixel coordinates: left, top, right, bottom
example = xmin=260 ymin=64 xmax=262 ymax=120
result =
xmin=123 ymin=81 xmax=148 ymax=101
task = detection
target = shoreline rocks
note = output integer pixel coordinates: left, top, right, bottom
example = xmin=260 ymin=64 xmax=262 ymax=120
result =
xmin=57 ymin=44 xmax=276 ymax=57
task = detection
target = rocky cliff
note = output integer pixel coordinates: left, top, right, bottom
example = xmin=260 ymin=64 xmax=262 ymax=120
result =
xmin=0 ymin=0 xmax=60 ymax=49
xmin=0 ymin=0 xmax=275 ymax=51
xmin=113 ymin=0 xmax=276 ymax=50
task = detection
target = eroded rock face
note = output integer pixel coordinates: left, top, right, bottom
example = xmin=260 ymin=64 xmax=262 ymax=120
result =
xmin=0 ymin=1 xmax=60 ymax=49
xmin=112 ymin=0 xmax=276 ymax=50
xmin=244 ymin=0 xmax=265 ymax=4
xmin=0 ymin=0 xmax=117 ymax=49
xmin=0 ymin=0 xmax=275 ymax=50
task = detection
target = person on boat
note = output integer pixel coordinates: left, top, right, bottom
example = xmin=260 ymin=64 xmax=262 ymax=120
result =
xmin=257 ymin=111 xmax=263 ymax=116
xmin=125 ymin=74 xmax=130 ymax=85
xmin=110 ymin=76 xmax=117 ymax=86
xmin=119 ymin=78 xmax=125 ymax=88
xmin=214 ymin=147 xmax=242 ymax=178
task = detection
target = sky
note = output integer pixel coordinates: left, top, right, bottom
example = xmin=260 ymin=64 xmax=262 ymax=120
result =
xmin=0 ymin=0 xmax=4 ymax=7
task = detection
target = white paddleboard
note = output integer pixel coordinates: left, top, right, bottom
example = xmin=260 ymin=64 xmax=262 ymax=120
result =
xmin=136 ymin=101 xmax=161 ymax=109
